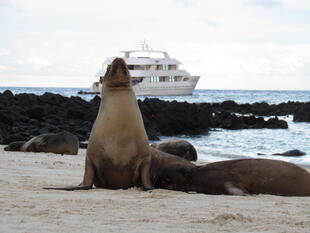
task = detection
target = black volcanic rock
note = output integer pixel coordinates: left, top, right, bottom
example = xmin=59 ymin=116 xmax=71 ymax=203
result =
xmin=25 ymin=106 xmax=46 ymax=119
xmin=0 ymin=90 xmax=308 ymax=145
xmin=293 ymin=102 xmax=310 ymax=122
xmin=265 ymin=117 xmax=288 ymax=129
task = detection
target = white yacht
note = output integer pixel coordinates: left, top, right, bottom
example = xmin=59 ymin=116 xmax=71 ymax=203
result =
xmin=91 ymin=43 xmax=200 ymax=96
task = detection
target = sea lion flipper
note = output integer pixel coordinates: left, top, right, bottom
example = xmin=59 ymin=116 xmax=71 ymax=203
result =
xmin=81 ymin=157 xmax=96 ymax=186
xmin=224 ymin=181 xmax=249 ymax=196
xmin=43 ymin=185 xmax=93 ymax=191
xmin=140 ymin=157 xmax=154 ymax=190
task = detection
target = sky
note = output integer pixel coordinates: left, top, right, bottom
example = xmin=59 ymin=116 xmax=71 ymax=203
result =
xmin=0 ymin=0 xmax=310 ymax=90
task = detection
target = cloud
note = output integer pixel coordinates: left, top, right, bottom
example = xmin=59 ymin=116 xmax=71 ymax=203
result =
xmin=0 ymin=0 xmax=22 ymax=12
xmin=207 ymin=20 xmax=221 ymax=28
xmin=0 ymin=0 xmax=309 ymax=89
xmin=0 ymin=64 xmax=13 ymax=71
xmin=28 ymin=56 xmax=51 ymax=68
xmin=247 ymin=0 xmax=283 ymax=8
xmin=0 ymin=48 xmax=9 ymax=56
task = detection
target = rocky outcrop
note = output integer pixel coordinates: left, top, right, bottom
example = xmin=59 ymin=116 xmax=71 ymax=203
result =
xmin=258 ymin=149 xmax=306 ymax=157
xmin=273 ymin=149 xmax=306 ymax=157
xmin=140 ymin=98 xmax=288 ymax=137
xmin=1 ymin=91 xmax=304 ymax=145
xmin=293 ymin=102 xmax=310 ymax=122
xmin=213 ymin=100 xmax=304 ymax=116
xmin=0 ymin=91 xmax=100 ymax=144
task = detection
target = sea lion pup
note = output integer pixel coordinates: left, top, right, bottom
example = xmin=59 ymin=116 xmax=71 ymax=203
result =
xmin=21 ymin=131 xmax=79 ymax=155
xmin=151 ymin=157 xmax=310 ymax=196
xmin=3 ymin=131 xmax=78 ymax=155
xmin=45 ymin=58 xmax=152 ymax=190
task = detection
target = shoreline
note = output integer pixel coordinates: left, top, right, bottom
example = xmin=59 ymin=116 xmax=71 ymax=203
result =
xmin=1 ymin=146 xmax=310 ymax=233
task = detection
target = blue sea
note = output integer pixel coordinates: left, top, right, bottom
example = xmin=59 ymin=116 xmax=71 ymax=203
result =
xmin=1 ymin=87 xmax=310 ymax=166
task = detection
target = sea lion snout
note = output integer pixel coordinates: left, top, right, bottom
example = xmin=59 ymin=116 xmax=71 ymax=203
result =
xmin=105 ymin=58 xmax=131 ymax=87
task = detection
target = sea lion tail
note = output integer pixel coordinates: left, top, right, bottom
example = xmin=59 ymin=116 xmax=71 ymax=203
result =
xmin=43 ymin=185 xmax=93 ymax=191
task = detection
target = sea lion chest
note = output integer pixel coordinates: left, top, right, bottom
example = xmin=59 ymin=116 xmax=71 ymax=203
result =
xmin=88 ymin=90 xmax=149 ymax=167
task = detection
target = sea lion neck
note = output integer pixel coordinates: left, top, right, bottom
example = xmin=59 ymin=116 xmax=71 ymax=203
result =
xmin=103 ymin=85 xmax=133 ymax=92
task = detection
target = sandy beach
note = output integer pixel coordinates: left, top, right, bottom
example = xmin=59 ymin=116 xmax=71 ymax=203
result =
xmin=1 ymin=145 xmax=310 ymax=233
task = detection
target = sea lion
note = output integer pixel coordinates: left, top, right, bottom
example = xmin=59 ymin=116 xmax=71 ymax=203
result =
xmin=4 ymin=131 xmax=79 ymax=155
xmin=4 ymin=141 xmax=26 ymax=152
xmin=151 ymin=139 xmax=197 ymax=161
xmin=151 ymin=156 xmax=310 ymax=196
xmin=45 ymin=58 xmax=152 ymax=190
xmin=43 ymin=59 xmax=310 ymax=196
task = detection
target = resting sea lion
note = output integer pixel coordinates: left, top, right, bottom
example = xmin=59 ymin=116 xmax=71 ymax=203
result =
xmin=4 ymin=131 xmax=79 ymax=155
xmin=151 ymin=156 xmax=310 ymax=196
xmin=151 ymin=139 xmax=197 ymax=161
xmin=45 ymin=58 xmax=152 ymax=190
xmin=4 ymin=141 xmax=26 ymax=151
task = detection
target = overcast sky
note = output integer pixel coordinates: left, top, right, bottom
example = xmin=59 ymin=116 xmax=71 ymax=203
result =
xmin=0 ymin=0 xmax=309 ymax=89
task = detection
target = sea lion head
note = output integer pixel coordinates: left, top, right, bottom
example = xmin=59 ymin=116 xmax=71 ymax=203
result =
xmin=4 ymin=141 xmax=26 ymax=151
xmin=104 ymin=58 xmax=131 ymax=88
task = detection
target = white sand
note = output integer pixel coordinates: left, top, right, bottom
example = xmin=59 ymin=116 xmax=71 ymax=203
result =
xmin=1 ymin=145 xmax=310 ymax=233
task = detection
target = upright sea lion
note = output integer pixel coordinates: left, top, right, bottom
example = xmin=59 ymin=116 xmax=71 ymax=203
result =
xmin=151 ymin=156 xmax=310 ymax=196
xmin=45 ymin=58 xmax=152 ymax=190
xmin=4 ymin=131 xmax=79 ymax=155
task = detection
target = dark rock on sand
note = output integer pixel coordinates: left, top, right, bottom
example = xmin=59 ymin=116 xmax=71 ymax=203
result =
xmin=150 ymin=139 xmax=197 ymax=161
xmin=273 ymin=149 xmax=306 ymax=157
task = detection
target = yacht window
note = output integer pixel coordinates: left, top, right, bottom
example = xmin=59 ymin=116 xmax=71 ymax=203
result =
xmin=163 ymin=64 xmax=168 ymax=70
xmin=159 ymin=77 xmax=165 ymax=82
xmin=156 ymin=65 xmax=163 ymax=70
xmin=128 ymin=65 xmax=134 ymax=70
xmin=134 ymin=65 xmax=145 ymax=70
xmin=175 ymin=76 xmax=182 ymax=82
xmin=169 ymin=76 xmax=174 ymax=82
xmin=168 ymin=65 xmax=176 ymax=70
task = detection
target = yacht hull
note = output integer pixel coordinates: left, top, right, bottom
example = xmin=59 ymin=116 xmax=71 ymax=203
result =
xmin=91 ymin=76 xmax=199 ymax=96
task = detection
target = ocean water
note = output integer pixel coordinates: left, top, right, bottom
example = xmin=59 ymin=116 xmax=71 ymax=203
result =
xmin=1 ymin=86 xmax=310 ymax=165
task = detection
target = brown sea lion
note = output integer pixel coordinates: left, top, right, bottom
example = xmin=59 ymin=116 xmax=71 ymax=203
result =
xmin=4 ymin=131 xmax=79 ymax=155
xmin=151 ymin=139 xmax=197 ymax=161
xmin=45 ymin=58 xmax=152 ymax=190
xmin=4 ymin=141 xmax=26 ymax=151
xmin=43 ymin=58 xmax=310 ymax=196
xmin=151 ymin=156 xmax=310 ymax=196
